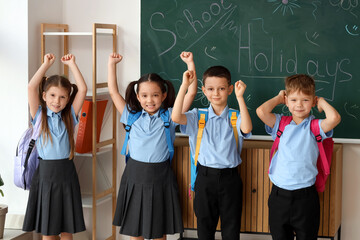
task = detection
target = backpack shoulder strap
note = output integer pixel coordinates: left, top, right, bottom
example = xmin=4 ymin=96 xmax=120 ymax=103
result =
xmin=194 ymin=109 xmax=208 ymax=166
xmin=310 ymin=119 xmax=330 ymax=175
xmin=121 ymin=111 xmax=142 ymax=159
xmin=32 ymin=114 xmax=42 ymax=140
xmin=270 ymin=116 xmax=292 ymax=161
xmin=228 ymin=108 xmax=240 ymax=147
xmin=160 ymin=109 xmax=174 ymax=162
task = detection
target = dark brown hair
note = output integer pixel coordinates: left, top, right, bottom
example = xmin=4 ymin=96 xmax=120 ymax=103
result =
xmin=202 ymin=66 xmax=231 ymax=86
xmin=285 ymin=74 xmax=315 ymax=96
xmin=39 ymin=75 xmax=78 ymax=159
xmin=125 ymin=73 xmax=175 ymax=112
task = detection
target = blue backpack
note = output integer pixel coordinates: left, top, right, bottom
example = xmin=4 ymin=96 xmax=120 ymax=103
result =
xmin=14 ymin=115 xmax=41 ymax=190
xmin=189 ymin=108 xmax=239 ymax=192
xmin=121 ymin=109 xmax=174 ymax=162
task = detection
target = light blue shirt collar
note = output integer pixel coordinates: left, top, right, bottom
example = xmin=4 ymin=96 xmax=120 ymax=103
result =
xmin=208 ymin=105 xmax=229 ymax=119
xmin=46 ymin=107 xmax=62 ymax=119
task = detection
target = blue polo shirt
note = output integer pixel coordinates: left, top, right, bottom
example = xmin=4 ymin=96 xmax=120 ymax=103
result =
xmin=266 ymin=113 xmax=333 ymax=190
xmin=32 ymin=106 xmax=79 ymax=160
xmin=120 ymin=106 xmax=177 ymax=163
xmin=180 ymin=105 xmax=251 ymax=169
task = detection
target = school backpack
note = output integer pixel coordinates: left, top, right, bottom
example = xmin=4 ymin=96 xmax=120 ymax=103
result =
xmin=121 ymin=108 xmax=174 ymax=162
xmin=269 ymin=116 xmax=334 ymax=192
xmin=14 ymin=115 xmax=42 ymax=190
xmin=190 ymin=108 xmax=239 ymax=192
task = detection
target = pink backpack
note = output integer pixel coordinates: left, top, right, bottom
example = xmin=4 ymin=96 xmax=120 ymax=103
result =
xmin=270 ymin=116 xmax=334 ymax=192
xmin=14 ymin=116 xmax=41 ymax=190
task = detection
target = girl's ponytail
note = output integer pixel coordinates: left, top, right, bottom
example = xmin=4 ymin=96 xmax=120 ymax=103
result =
xmin=162 ymin=80 xmax=175 ymax=109
xmin=125 ymin=81 xmax=142 ymax=112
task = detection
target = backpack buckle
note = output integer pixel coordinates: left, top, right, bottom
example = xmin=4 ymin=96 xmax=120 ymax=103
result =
xmin=164 ymin=122 xmax=170 ymax=128
xmin=125 ymin=125 xmax=131 ymax=132
xmin=315 ymin=134 xmax=322 ymax=142
xmin=198 ymin=118 xmax=206 ymax=129
xmin=230 ymin=115 xmax=237 ymax=126
xmin=276 ymin=129 xmax=283 ymax=138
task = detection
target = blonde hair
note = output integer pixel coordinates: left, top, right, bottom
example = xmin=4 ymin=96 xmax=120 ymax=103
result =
xmin=285 ymin=74 xmax=315 ymax=96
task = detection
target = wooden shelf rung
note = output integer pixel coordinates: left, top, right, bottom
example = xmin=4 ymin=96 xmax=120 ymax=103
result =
xmin=96 ymin=188 xmax=115 ymax=200
xmin=96 ymin=83 xmax=108 ymax=89
xmin=96 ymin=139 xmax=116 ymax=148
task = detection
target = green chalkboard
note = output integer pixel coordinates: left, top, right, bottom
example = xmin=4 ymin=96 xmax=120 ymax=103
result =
xmin=141 ymin=0 xmax=360 ymax=141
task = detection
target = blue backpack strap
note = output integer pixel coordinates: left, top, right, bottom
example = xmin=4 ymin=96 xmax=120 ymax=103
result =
xmin=160 ymin=109 xmax=174 ymax=162
xmin=121 ymin=111 xmax=142 ymax=161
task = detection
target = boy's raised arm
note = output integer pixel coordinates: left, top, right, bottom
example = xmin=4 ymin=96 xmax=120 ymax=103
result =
xmin=172 ymin=70 xmax=196 ymax=125
xmin=317 ymin=97 xmax=341 ymax=133
xmin=180 ymin=52 xmax=198 ymax=113
xmin=28 ymin=53 xmax=55 ymax=119
xmin=234 ymin=80 xmax=252 ymax=134
xmin=107 ymin=53 xmax=126 ymax=114
xmin=256 ymin=90 xmax=285 ymax=128
xmin=61 ymin=54 xmax=87 ymax=116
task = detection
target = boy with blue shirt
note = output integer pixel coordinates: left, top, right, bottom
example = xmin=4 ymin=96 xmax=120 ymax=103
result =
xmin=172 ymin=66 xmax=252 ymax=240
xmin=256 ymin=74 xmax=341 ymax=240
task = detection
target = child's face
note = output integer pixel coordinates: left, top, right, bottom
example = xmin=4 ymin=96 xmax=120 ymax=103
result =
xmin=285 ymin=90 xmax=316 ymax=123
xmin=42 ymin=86 xmax=70 ymax=113
xmin=137 ymin=81 xmax=167 ymax=115
xmin=202 ymin=76 xmax=233 ymax=108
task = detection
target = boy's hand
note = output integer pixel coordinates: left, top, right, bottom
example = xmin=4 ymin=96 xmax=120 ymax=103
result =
xmin=182 ymin=70 xmax=196 ymax=87
xmin=234 ymin=80 xmax=247 ymax=98
xmin=278 ymin=90 xmax=286 ymax=104
xmin=44 ymin=53 xmax=55 ymax=66
xmin=317 ymin=96 xmax=325 ymax=113
xmin=180 ymin=51 xmax=194 ymax=64
xmin=61 ymin=54 xmax=76 ymax=66
xmin=109 ymin=52 xmax=123 ymax=65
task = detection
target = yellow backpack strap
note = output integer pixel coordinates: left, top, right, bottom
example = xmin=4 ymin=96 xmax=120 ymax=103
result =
xmin=230 ymin=111 xmax=238 ymax=147
xmin=194 ymin=113 xmax=206 ymax=166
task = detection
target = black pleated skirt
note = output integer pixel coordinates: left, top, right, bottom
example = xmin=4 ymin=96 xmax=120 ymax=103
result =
xmin=113 ymin=158 xmax=184 ymax=239
xmin=22 ymin=159 xmax=86 ymax=236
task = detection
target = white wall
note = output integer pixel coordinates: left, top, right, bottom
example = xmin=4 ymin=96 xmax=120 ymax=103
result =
xmin=0 ymin=0 xmax=30 ymax=215
xmin=1 ymin=0 xmax=360 ymax=239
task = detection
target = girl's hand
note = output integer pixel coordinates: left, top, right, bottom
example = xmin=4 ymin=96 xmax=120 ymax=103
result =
xmin=44 ymin=53 xmax=55 ymax=66
xmin=183 ymin=70 xmax=196 ymax=87
xmin=109 ymin=53 xmax=123 ymax=65
xmin=317 ymin=96 xmax=324 ymax=113
xmin=234 ymin=80 xmax=247 ymax=98
xmin=180 ymin=51 xmax=194 ymax=64
xmin=61 ymin=54 xmax=76 ymax=66
xmin=278 ymin=90 xmax=286 ymax=104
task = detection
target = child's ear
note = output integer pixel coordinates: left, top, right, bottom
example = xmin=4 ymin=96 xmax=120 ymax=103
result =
xmin=313 ymin=96 xmax=318 ymax=107
xmin=285 ymin=95 xmax=289 ymax=107
xmin=162 ymin=92 xmax=167 ymax=102
xmin=201 ymin=85 xmax=206 ymax=94
xmin=228 ymin=84 xmax=234 ymax=95
xmin=42 ymin=92 xmax=46 ymax=102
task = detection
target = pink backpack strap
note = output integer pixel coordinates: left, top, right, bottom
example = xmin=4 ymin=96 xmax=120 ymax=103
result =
xmin=269 ymin=116 xmax=292 ymax=171
xmin=310 ymin=119 xmax=330 ymax=175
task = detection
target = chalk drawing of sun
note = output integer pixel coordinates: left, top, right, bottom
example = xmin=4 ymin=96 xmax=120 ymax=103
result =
xmin=268 ymin=0 xmax=301 ymax=16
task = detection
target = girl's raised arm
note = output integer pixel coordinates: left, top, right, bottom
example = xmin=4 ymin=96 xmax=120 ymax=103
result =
xmin=28 ymin=53 xmax=55 ymax=119
xmin=180 ymin=52 xmax=198 ymax=113
xmin=172 ymin=70 xmax=196 ymax=125
xmin=61 ymin=54 xmax=87 ymax=116
xmin=107 ymin=53 xmax=126 ymax=114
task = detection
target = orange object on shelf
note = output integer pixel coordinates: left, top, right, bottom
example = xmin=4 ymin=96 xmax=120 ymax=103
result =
xmin=76 ymin=98 xmax=108 ymax=153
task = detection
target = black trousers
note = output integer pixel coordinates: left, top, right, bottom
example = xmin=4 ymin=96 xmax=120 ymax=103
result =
xmin=268 ymin=184 xmax=320 ymax=240
xmin=194 ymin=164 xmax=243 ymax=240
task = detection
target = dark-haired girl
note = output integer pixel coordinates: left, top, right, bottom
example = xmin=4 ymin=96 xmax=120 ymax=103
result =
xmin=108 ymin=52 xmax=197 ymax=240
xmin=23 ymin=53 xmax=87 ymax=240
